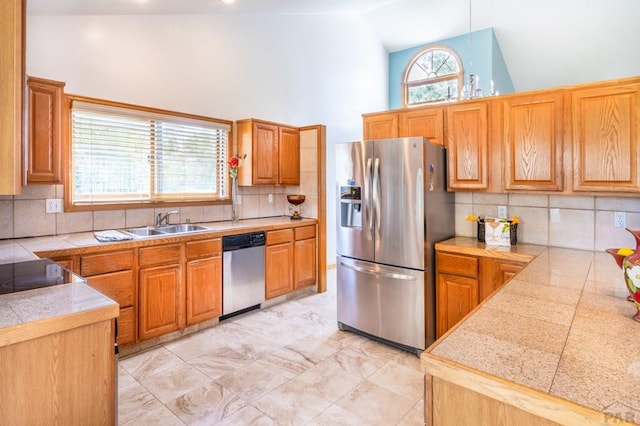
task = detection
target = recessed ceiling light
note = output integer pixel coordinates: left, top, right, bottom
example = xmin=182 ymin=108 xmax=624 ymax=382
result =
xmin=221 ymin=0 xmax=235 ymax=4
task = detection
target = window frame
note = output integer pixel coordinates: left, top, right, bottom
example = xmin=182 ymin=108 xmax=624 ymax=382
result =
xmin=402 ymin=45 xmax=464 ymax=107
xmin=63 ymin=94 xmax=234 ymax=212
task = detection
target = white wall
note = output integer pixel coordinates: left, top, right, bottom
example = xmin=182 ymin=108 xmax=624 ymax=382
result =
xmin=27 ymin=13 xmax=390 ymax=261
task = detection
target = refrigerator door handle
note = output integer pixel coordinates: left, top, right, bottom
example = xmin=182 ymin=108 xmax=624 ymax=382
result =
xmin=365 ymin=157 xmax=373 ymax=239
xmin=373 ymin=157 xmax=381 ymax=237
xmin=339 ymin=260 xmax=416 ymax=281
xmin=416 ymin=166 xmax=424 ymax=252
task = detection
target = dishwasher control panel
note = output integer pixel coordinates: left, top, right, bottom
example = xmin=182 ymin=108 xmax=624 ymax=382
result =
xmin=223 ymin=231 xmax=266 ymax=251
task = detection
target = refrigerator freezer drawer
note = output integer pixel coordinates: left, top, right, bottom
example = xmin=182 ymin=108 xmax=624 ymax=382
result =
xmin=337 ymin=256 xmax=425 ymax=351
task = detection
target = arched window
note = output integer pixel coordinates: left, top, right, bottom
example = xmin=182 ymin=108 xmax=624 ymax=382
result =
xmin=402 ymin=46 xmax=463 ymax=107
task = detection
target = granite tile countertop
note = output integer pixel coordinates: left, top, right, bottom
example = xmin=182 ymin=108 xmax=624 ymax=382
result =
xmin=0 ymin=216 xmax=316 ymax=264
xmin=426 ymin=245 xmax=640 ymax=422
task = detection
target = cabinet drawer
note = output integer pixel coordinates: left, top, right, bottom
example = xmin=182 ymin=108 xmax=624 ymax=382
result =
xmin=294 ymin=225 xmax=316 ymax=240
xmin=86 ymin=270 xmax=135 ymax=307
xmin=436 ymin=252 xmax=478 ymax=278
xmin=117 ymin=306 xmax=136 ymax=346
xmin=80 ymin=250 xmax=134 ymax=276
xmin=186 ymin=238 xmax=221 ymax=260
xmin=267 ymin=228 xmax=294 ymax=245
xmin=139 ymin=244 xmax=182 ymax=267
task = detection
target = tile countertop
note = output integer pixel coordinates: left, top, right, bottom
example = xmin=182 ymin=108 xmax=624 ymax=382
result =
xmin=0 ymin=216 xmax=317 ymax=262
xmin=0 ymin=217 xmax=313 ymax=348
xmin=424 ymin=242 xmax=640 ymax=422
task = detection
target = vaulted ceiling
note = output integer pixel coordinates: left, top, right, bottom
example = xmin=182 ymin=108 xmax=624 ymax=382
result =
xmin=27 ymin=0 xmax=640 ymax=92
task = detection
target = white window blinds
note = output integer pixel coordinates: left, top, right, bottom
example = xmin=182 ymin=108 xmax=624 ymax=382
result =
xmin=70 ymin=100 xmax=230 ymax=205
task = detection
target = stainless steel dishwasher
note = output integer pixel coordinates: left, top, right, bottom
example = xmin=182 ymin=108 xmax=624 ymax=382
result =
xmin=221 ymin=231 xmax=266 ymax=319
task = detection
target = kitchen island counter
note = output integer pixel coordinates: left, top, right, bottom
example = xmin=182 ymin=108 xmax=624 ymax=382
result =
xmin=422 ymin=245 xmax=640 ymax=425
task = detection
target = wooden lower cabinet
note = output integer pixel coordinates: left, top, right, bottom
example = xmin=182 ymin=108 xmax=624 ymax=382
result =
xmin=186 ymin=238 xmax=222 ymax=325
xmin=0 ymin=319 xmax=116 ymax=425
xmin=480 ymin=257 xmax=526 ymax=300
xmin=436 ymin=250 xmax=526 ymax=338
xmin=77 ymin=249 xmax=137 ymax=346
xmin=139 ymin=264 xmax=182 ymax=340
xmin=138 ymin=243 xmax=183 ymax=340
xmin=294 ymin=225 xmax=316 ymax=289
xmin=265 ymin=229 xmax=294 ymax=299
xmin=436 ymin=273 xmax=479 ymax=337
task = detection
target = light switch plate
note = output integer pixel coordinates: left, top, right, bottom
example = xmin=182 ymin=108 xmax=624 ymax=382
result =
xmin=550 ymin=208 xmax=561 ymax=223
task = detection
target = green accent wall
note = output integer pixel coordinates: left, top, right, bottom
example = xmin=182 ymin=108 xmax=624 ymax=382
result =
xmin=388 ymin=28 xmax=514 ymax=109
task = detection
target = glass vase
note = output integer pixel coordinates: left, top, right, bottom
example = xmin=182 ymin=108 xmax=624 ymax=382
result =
xmin=231 ymin=177 xmax=239 ymax=224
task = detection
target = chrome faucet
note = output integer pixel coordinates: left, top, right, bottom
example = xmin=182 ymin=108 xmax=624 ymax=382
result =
xmin=156 ymin=210 xmax=179 ymax=226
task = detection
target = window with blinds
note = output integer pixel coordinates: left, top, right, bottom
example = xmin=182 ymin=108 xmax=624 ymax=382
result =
xmin=69 ymin=99 xmax=230 ymax=206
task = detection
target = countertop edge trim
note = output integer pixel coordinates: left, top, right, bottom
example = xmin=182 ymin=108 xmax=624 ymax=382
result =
xmin=421 ymin=353 xmax=630 ymax=425
xmin=0 ymin=303 xmax=118 ymax=348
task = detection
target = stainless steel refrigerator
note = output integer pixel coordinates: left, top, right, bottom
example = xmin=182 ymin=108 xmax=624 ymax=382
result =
xmin=336 ymin=137 xmax=454 ymax=354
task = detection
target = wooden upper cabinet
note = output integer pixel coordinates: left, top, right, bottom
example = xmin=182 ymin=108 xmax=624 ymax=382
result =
xmin=278 ymin=126 xmax=300 ymax=185
xmin=363 ymin=112 xmax=398 ymax=140
xmin=501 ymin=91 xmax=564 ymax=191
xmin=237 ymin=118 xmax=299 ymax=186
xmin=399 ymin=107 xmax=445 ymax=145
xmin=446 ymin=101 xmax=489 ymax=190
xmin=572 ymin=82 xmax=640 ymax=192
xmin=26 ymin=77 xmax=65 ymax=184
xmin=0 ymin=0 xmax=24 ymax=195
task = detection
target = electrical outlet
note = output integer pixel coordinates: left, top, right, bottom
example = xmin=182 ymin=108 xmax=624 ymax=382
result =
xmin=497 ymin=205 xmax=507 ymax=219
xmin=268 ymin=194 xmax=273 ymax=204
xmin=235 ymin=195 xmax=242 ymax=205
xmin=550 ymin=208 xmax=561 ymax=223
xmin=614 ymin=212 xmax=626 ymax=228
xmin=45 ymin=198 xmax=62 ymax=213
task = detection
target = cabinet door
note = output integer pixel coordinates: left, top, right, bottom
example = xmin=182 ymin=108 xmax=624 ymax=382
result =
xmin=480 ymin=257 xmax=526 ymax=301
xmin=363 ymin=113 xmax=398 ymax=140
xmin=265 ymin=242 xmax=294 ymax=299
xmin=0 ymin=0 xmax=23 ymax=195
xmin=502 ymin=92 xmax=564 ymax=191
xmin=446 ymin=102 xmax=489 ymax=190
xmin=278 ymin=126 xmax=300 ymax=185
xmin=139 ymin=264 xmax=182 ymax=340
xmin=295 ymin=237 xmax=316 ymax=289
xmin=26 ymin=77 xmax=65 ymax=184
xmin=572 ymin=83 xmax=640 ymax=192
xmin=399 ymin=107 xmax=444 ymax=145
xmin=186 ymin=256 xmax=222 ymax=325
xmin=252 ymin=121 xmax=279 ymax=184
xmin=436 ymin=273 xmax=479 ymax=338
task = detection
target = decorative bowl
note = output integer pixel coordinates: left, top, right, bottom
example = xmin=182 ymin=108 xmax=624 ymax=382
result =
xmin=286 ymin=195 xmax=306 ymax=205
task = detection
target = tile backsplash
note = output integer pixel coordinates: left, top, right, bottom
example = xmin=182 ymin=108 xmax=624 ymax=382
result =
xmin=0 ymin=130 xmax=319 ymax=240
xmin=455 ymin=193 xmax=640 ymax=251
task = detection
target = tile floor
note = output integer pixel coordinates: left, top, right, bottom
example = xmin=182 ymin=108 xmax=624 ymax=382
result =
xmin=118 ymin=270 xmax=425 ymax=425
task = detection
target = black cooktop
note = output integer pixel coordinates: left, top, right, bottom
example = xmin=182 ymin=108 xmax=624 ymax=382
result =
xmin=0 ymin=259 xmax=85 ymax=295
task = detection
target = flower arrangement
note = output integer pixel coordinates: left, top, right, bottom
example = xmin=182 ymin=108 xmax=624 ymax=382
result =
xmin=466 ymin=214 xmax=519 ymax=245
xmin=228 ymin=154 xmax=246 ymax=179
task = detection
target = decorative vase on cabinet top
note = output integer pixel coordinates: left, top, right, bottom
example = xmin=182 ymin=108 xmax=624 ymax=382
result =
xmin=606 ymin=228 xmax=640 ymax=322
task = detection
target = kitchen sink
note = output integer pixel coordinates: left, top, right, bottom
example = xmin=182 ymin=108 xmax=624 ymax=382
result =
xmin=123 ymin=224 xmax=211 ymax=238
xmin=156 ymin=224 xmax=210 ymax=234
xmin=124 ymin=227 xmax=165 ymax=237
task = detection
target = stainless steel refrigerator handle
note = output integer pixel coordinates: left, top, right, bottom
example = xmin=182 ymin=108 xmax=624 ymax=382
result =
xmin=340 ymin=261 xmax=416 ymax=281
xmin=365 ymin=157 xmax=373 ymax=239
xmin=373 ymin=158 xmax=381 ymax=236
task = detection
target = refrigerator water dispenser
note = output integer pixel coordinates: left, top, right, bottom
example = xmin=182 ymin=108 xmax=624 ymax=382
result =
xmin=340 ymin=185 xmax=362 ymax=228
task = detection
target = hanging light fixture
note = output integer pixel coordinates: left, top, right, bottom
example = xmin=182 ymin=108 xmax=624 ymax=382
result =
xmin=461 ymin=0 xmax=482 ymax=100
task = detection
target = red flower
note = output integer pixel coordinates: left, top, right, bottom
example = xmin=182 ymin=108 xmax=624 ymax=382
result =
xmin=228 ymin=156 xmax=240 ymax=168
